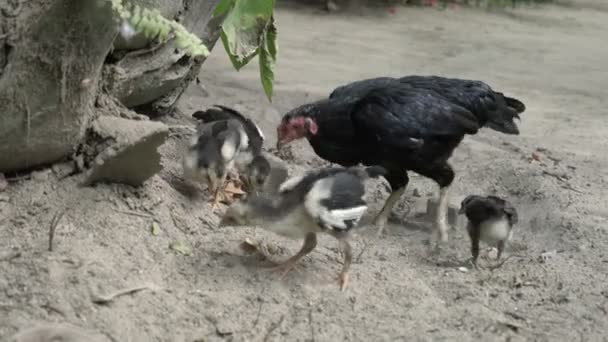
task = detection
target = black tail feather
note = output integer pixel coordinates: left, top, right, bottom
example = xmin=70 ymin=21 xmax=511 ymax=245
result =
xmin=504 ymin=96 xmax=526 ymax=114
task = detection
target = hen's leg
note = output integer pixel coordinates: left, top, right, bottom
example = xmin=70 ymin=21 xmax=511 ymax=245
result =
xmin=337 ymin=239 xmax=353 ymax=291
xmin=425 ymin=163 xmax=455 ymax=253
xmin=430 ymin=185 xmax=451 ymax=251
xmin=373 ymin=187 xmax=405 ymax=238
xmin=271 ymin=233 xmax=317 ymax=279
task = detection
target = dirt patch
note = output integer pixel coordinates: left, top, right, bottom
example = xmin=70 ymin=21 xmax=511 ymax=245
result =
xmin=2 ymin=2 xmax=608 ymax=341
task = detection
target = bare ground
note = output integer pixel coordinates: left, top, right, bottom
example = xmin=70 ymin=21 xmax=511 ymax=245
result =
xmin=2 ymin=2 xmax=608 ymax=341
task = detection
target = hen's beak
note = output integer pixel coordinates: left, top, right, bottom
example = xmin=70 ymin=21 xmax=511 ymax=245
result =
xmin=458 ymin=206 xmax=465 ymax=215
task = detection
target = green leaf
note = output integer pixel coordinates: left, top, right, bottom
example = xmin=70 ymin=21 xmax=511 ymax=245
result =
xmin=214 ymin=0 xmax=235 ymax=17
xmin=170 ymin=241 xmax=192 ymax=256
xmin=259 ymin=17 xmax=277 ymax=101
xmin=219 ymin=0 xmax=274 ymax=70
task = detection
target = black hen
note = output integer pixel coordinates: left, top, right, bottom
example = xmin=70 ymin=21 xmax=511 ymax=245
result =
xmin=276 ymin=75 xmax=525 ymax=250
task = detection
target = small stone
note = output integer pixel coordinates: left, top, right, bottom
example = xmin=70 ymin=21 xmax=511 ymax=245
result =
xmin=52 ymin=161 xmax=76 ymax=179
xmin=31 ymin=169 xmax=51 ymax=182
xmin=458 ymin=267 xmax=468 ymax=273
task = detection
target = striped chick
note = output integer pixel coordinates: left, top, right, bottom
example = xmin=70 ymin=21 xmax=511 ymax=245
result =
xmin=219 ymin=165 xmax=387 ymax=290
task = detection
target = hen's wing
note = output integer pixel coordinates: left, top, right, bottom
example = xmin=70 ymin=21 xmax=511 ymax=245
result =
xmin=329 ymin=77 xmax=398 ymax=100
xmin=350 ymin=84 xmax=480 ymax=150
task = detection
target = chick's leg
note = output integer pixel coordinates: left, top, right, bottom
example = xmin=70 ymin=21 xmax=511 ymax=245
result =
xmin=271 ymin=233 xmax=317 ymax=279
xmin=372 ymin=187 xmax=405 ymax=238
xmin=209 ymin=172 xmax=228 ymax=211
xmin=337 ymin=239 xmax=353 ymax=291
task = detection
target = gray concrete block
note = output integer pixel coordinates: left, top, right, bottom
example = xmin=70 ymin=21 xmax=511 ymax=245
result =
xmin=84 ymin=116 xmax=169 ymax=187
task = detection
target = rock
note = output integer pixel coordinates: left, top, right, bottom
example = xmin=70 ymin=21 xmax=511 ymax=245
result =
xmin=52 ymin=161 xmax=76 ymax=179
xmin=83 ymin=116 xmax=169 ymax=187
xmin=9 ymin=323 xmax=110 ymax=342
xmin=425 ymin=197 xmax=466 ymax=228
xmin=31 ymin=169 xmax=52 ymax=182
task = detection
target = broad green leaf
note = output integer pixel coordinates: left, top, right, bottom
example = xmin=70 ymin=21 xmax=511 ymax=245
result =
xmin=220 ymin=0 xmax=274 ymax=70
xmin=214 ymin=0 xmax=235 ymax=17
xmin=259 ymin=16 xmax=277 ymax=101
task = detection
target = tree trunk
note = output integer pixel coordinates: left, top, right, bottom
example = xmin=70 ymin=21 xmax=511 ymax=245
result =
xmin=0 ymin=0 xmax=222 ymax=174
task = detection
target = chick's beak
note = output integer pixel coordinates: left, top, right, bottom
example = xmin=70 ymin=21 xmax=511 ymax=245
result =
xmin=458 ymin=206 xmax=465 ymax=215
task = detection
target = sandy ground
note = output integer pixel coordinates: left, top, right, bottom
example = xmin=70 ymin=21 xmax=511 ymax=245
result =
xmin=2 ymin=2 xmax=608 ymax=341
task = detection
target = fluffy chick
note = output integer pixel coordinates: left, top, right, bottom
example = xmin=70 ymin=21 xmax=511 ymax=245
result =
xmin=241 ymin=154 xmax=272 ymax=193
xmin=182 ymin=118 xmax=246 ymax=208
xmin=459 ymin=195 xmax=518 ymax=268
xmin=219 ymin=165 xmax=387 ymax=290
xmin=190 ymin=105 xmax=271 ymax=202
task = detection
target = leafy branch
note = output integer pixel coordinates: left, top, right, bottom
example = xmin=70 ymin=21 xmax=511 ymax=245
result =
xmin=214 ymin=0 xmax=278 ymax=102
xmin=107 ymin=0 xmax=210 ymax=57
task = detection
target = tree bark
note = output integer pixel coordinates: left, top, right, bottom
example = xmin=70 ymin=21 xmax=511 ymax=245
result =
xmin=0 ymin=0 xmax=222 ymax=174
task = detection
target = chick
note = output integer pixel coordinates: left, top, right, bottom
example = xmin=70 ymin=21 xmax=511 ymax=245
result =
xmin=182 ymin=118 xmax=246 ymax=208
xmin=241 ymin=154 xmax=272 ymax=193
xmin=458 ymin=195 xmax=518 ymax=268
xmin=219 ymin=165 xmax=387 ymax=290
xmin=185 ymin=105 xmax=269 ymax=208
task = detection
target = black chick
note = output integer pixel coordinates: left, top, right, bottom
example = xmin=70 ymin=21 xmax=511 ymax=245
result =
xmin=459 ymin=195 xmax=518 ymax=268
xmin=182 ymin=118 xmax=244 ymax=207
xmin=185 ymin=105 xmax=270 ymax=207
xmin=219 ymin=165 xmax=387 ymax=290
xmin=276 ymin=75 xmax=525 ymax=251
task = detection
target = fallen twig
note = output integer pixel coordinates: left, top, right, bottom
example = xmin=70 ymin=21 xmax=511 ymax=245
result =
xmin=542 ymin=170 xmax=583 ymax=194
xmin=252 ymin=286 xmax=266 ymax=329
xmin=308 ymin=308 xmax=316 ymax=342
xmin=117 ymin=209 xmax=153 ymax=219
xmin=91 ymin=283 xmax=158 ymax=305
xmin=263 ymin=315 xmax=285 ymax=342
xmin=487 ymin=254 xmax=523 ymax=272
xmin=48 ymin=211 xmax=65 ymax=252
xmin=504 ymin=310 xmax=528 ymax=322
